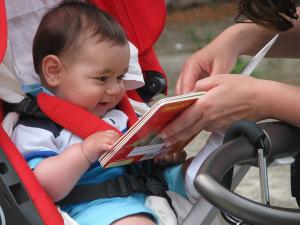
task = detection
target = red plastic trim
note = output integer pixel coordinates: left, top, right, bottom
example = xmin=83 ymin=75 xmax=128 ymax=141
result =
xmin=0 ymin=112 xmax=63 ymax=224
xmin=0 ymin=0 xmax=7 ymax=62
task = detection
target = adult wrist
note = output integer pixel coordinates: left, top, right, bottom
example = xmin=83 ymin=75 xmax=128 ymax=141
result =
xmin=255 ymin=80 xmax=279 ymax=120
xmin=227 ymin=23 xmax=275 ymax=56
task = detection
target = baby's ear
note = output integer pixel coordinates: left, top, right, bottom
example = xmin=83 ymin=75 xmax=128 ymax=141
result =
xmin=41 ymin=55 xmax=63 ymax=87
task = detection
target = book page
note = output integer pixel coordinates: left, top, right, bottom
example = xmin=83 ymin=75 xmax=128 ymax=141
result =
xmin=240 ymin=34 xmax=279 ymax=76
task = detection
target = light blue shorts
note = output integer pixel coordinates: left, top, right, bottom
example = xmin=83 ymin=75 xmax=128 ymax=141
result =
xmin=63 ymin=193 xmax=156 ymax=225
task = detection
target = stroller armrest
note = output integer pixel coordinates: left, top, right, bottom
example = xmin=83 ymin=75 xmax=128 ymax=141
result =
xmin=137 ymin=71 xmax=167 ymax=102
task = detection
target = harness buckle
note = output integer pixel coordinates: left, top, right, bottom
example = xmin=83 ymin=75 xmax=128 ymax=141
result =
xmin=106 ymin=175 xmax=140 ymax=198
xmin=144 ymin=177 xmax=167 ymax=197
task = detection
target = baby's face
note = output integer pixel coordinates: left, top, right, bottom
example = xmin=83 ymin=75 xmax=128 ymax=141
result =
xmin=54 ymin=39 xmax=130 ymax=117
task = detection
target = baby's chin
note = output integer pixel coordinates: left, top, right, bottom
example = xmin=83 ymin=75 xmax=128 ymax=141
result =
xmin=91 ymin=109 xmax=107 ymax=117
xmin=91 ymin=104 xmax=114 ymax=117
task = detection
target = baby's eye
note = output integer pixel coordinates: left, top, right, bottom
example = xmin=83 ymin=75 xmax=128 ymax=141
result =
xmin=117 ymin=74 xmax=125 ymax=80
xmin=96 ymin=76 xmax=108 ymax=82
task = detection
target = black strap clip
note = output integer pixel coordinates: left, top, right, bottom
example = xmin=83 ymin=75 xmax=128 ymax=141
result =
xmin=144 ymin=177 xmax=168 ymax=197
xmin=106 ymin=175 xmax=144 ymax=198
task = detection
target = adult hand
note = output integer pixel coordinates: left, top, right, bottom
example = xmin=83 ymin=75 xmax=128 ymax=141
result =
xmin=176 ymin=30 xmax=240 ymax=95
xmin=161 ymin=75 xmax=267 ymax=146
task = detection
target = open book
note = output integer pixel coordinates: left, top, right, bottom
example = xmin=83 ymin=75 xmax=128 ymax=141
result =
xmin=99 ymin=91 xmax=204 ymax=167
xmin=99 ymin=33 xmax=279 ymax=168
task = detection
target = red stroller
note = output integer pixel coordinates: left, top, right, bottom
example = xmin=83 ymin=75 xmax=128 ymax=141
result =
xmin=0 ymin=0 xmax=171 ymax=224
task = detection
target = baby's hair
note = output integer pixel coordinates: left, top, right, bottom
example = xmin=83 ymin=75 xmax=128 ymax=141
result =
xmin=33 ymin=0 xmax=127 ymax=74
xmin=236 ymin=0 xmax=298 ymax=31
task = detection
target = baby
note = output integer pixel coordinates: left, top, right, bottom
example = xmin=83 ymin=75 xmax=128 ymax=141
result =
xmin=11 ymin=1 xmax=185 ymax=225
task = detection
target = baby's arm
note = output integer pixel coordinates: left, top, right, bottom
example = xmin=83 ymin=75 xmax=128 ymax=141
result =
xmin=33 ymin=130 xmax=119 ymax=202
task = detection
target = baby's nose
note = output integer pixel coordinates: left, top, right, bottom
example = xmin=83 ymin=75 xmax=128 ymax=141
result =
xmin=106 ymin=82 xmax=120 ymax=95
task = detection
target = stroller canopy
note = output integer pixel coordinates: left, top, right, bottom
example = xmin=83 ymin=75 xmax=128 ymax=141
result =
xmin=91 ymin=0 xmax=166 ymax=75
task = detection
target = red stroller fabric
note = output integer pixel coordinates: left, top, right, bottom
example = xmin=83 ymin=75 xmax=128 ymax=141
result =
xmin=0 ymin=0 xmax=6 ymax=63
xmin=91 ymin=0 xmax=167 ymax=79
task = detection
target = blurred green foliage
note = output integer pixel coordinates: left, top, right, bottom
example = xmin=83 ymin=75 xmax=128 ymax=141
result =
xmin=231 ymin=57 xmax=258 ymax=77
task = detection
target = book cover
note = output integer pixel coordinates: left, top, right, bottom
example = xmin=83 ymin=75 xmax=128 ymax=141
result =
xmin=99 ymin=92 xmax=204 ymax=168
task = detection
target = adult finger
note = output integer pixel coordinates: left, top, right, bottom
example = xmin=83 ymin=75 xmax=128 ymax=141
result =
xmin=193 ymin=76 xmax=219 ymax=92
xmin=175 ymin=75 xmax=182 ymax=95
xmin=177 ymin=59 xmax=203 ymax=94
xmin=160 ymin=99 xmax=203 ymax=140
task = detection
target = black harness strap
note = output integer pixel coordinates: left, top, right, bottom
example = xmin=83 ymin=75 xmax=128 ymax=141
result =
xmin=58 ymin=163 xmax=173 ymax=206
xmin=58 ymin=175 xmax=146 ymax=205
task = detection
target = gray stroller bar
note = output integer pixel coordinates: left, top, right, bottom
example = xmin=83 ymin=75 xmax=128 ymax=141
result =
xmin=194 ymin=121 xmax=300 ymax=225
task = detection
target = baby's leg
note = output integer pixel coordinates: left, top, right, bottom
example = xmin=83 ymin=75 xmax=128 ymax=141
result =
xmin=111 ymin=214 xmax=156 ymax=225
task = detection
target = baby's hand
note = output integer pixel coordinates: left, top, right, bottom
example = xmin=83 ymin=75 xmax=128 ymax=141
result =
xmin=82 ymin=130 xmax=120 ymax=163
xmin=154 ymin=150 xmax=187 ymax=166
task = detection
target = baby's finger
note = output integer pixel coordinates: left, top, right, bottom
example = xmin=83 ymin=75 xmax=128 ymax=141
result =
xmin=105 ymin=130 xmax=120 ymax=138
xmin=175 ymin=151 xmax=187 ymax=164
xmin=99 ymin=143 xmax=114 ymax=152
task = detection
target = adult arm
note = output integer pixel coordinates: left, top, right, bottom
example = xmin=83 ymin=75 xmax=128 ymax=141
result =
xmin=176 ymin=6 xmax=300 ymax=95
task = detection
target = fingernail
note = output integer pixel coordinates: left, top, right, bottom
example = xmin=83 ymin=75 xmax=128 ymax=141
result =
xmin=105 ymin=144 xmax=113 ymax=150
